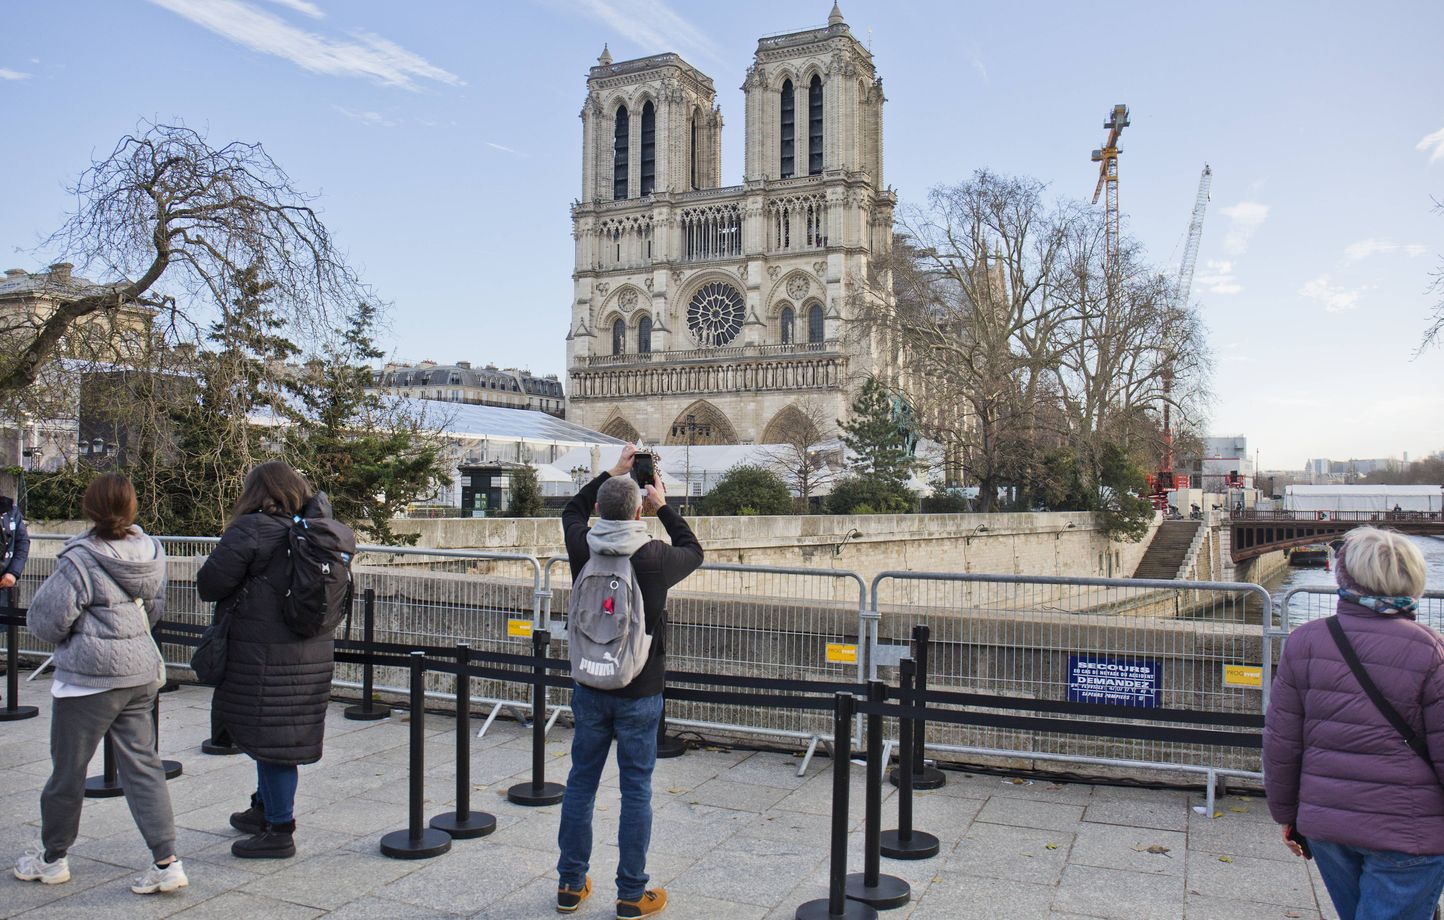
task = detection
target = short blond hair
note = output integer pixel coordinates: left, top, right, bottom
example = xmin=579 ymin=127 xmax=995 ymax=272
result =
xmin=1339 ymin=528 xmax=1427 ymax=598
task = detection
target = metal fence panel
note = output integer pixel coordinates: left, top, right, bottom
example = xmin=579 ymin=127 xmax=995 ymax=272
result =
xmin=1277 ymin=587 xmax=1444 ymax=633
xmin=871 ymin=571 xmax=1271 ymax=777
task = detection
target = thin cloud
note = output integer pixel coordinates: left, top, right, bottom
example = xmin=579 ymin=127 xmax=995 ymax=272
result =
xmin=969 ymin=51 xmax=989 ymax=84
xmin=1418 ymin=125 xmax=1444 ymax=163
xmin=332 ymin=105 xmax=396 ymax=127
xmin=1220 ymin=201 xmax=1269 ymax=256
xmin=486 ymin=142 xmax=523 ymax=155
xmin=148 ymin=0 xmax=462 ymax=90
xmin=1344 ymin=238 xmax=1429 ymax=261
xmin=561 ymin=0 xmax=723 ymax=64
xmin=263 ymin=0 xmax=324 ymax=17
xmin=1194 ymin=259 xmax=1241 ymax=296
xmin=1300 ymin=274 xmax=1362 ymax=314
xmin=0 ymin=68 xmax=31 ymax=81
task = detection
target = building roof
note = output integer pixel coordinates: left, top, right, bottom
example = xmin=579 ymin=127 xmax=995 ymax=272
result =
xmin=376 ymin=363 xmax=564 ymax=398
xmin=0 ymin=264 xmax=106 ymax=299
xmin=418 ymin=398 xmax=620 ymax=444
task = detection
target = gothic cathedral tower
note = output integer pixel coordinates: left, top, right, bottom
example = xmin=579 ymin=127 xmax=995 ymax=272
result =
xmin=566 ymin=3 xmax=895 ymax=448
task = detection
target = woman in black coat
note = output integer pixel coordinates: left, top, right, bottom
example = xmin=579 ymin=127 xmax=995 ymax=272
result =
xmin=197 ymin=462 xmax=335 ymax=860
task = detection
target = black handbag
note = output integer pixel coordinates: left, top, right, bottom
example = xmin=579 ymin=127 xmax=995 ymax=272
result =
xmin=190 ymin=590 xmax=240 ymax=686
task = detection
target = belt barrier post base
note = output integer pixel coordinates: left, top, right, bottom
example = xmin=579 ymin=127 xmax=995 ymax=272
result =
xmin=507 ymin=629 xmax=564 ymax=807
xmin=0 ymin=622 xmax=39 ymax=721
xmin=887 ymin=764 xmax=946 ymax=792
xmin=201 ymin=737 xmax=241 ymax=756
xmin=842 ymin=876 xmax=911 ymax=912
xmin=877 ymin=829 xmax=939 ymax=861
xmin=379 ymin=652 xmax=452 ymax=860
xmin=846 ymin=680 xmax=911 ymax=910
xmin=656 ymin=703 xmax=686 ymax=759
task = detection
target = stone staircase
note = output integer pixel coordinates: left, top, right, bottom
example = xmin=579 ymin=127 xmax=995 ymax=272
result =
xmin=1132 ymin=520 xmax=1203 ymax=580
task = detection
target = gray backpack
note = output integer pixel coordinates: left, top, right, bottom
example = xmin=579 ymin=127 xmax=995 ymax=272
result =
xmin=567 ymin=552 xmax=651 ymax=690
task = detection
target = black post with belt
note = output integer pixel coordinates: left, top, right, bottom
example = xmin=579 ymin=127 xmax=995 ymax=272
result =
xmin=380 ymin=651 xmax=452 ymax=859
xmin=507 ymin=628 xmax=565 ymax=806
xmin=889 ymin=625 xmax=945 ymax=790
xmin=345 ymin=589 xmax=388 ymax=721
xmin=152 ymin=692 xmax=182 ymax=780
xmin=656 ymin=700 xmax=686 ymax=759
xmin=796 ymin=691 xmax=876 ymax=920
xmin=84 ymin=733 xmax=124 ymax=798
xmin=880 ymin=658 xmax=939 ymax=860
xmin=846 ymin=680 xmax=910 ymax=909
xmin=430 ymin=642 xmax=496 ymax=838
xmin=0 ymin=621 xmax=38 ymax=721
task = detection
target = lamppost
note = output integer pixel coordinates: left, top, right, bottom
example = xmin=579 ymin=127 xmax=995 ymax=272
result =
xmin=683 ymin=414 xmax=696 ymax=511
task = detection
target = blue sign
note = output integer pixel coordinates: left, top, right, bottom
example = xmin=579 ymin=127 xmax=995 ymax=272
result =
xmin=1067 ymin=656 xmax=1160 ymax=708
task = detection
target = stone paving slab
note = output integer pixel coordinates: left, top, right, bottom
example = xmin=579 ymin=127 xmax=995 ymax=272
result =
xmin=0 ymin=680 xmax=1336 ymax=919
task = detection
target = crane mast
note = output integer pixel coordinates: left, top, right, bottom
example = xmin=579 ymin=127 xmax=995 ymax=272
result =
xmin=1091 ymin=104 xmax=1130 ymax=276
xmin=1176 ymin=165 xmax=1213 ymax=309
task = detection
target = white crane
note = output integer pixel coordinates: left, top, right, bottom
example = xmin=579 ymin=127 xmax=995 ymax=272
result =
xmin=1175 ymin=165 xmax=1213 ymax=309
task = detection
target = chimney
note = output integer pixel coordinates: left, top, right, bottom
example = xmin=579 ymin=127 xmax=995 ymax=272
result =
xmin=47 ymin=262 xmax=74 ymax=283
xmin=455 ymin=361 xmax=471 ymax=369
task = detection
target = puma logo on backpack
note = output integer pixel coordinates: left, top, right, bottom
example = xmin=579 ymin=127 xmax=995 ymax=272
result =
xmin=567 ymin=552 xmax=650 ymax=690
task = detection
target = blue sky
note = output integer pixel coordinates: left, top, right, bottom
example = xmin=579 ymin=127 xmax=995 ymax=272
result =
xmin=2 ymin=0 xmax=1441 ymax=470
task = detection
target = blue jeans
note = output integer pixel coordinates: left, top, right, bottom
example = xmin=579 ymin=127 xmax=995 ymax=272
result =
xmin=1311 ymin=837 xmax=1444 ymax=920
xmin=557 ymin=685 xmax=663 ymax=900
xmin=254 ymin=760 xmax=299 ymax=825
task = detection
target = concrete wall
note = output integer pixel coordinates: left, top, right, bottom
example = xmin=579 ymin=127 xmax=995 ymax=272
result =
xmin=389 ymin=511 xmax=1162 ymax=587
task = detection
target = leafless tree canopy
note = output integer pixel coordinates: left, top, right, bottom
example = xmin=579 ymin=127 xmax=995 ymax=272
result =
xmin=3 ymin=121 xmax=367 ymax=392
xmin=757 ymin=398 xmax=841 ymax=507
xmin=854 ymin=170 xmax=1212 ymax=509
xmin=1422 ymin=197 xmax=1444 ymax=353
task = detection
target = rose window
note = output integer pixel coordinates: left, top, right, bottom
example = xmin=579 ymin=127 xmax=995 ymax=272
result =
xmin=686 ymin=282 xmax=745 ymax=347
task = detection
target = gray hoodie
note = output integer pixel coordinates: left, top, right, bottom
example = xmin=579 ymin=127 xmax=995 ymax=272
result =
xmin=586 ymin=518 xmax=650 ymax=557
xmin=27 ymin=528 xmax=168 ymax=689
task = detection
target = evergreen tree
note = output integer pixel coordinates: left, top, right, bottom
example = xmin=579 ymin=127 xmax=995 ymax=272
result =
xmin=698 ymin=465 xmax=793 ymax=516
xmin=837 ymin=377 xmax=916 ymax=493
xmin=506 ymin=464 xmax=545 ymax=517
xmin=285 ymin=302 xmax=449 ymax=544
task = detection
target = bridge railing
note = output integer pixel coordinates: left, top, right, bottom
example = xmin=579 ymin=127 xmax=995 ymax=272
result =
xmin=1232 ymin=510 xmax=1443 ymax=523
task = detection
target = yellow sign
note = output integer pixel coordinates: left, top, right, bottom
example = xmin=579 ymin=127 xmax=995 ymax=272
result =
xmin=507 ymin=619 xmax=534 ymax=638
xmin=825 ymin=643 xmax=858 ymax=664
xmin=1223 ymin=664 xmax=1262 ymax=689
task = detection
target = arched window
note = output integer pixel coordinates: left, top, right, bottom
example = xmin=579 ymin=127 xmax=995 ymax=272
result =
xmin=638 ymin=315 xmax=653 ymax=353
xmin=640 ymin=101 xmax=656 ymax=197
xmin=689 ymin=112 xmax=699 ymax=190
xmin=779 ymin=79 xmax=795 ymax=179
xmin=807 ymin=303 xmax=824 ymax=343
xmin=612 ymin=318 xmax=626 ymax=355
xmin=613 ymin=105 xmax=629 ymax=200
xmin=808 ymin=75 xmax=824 ymax=175
xmin=780 ymin=306 xmax=795 ymax=345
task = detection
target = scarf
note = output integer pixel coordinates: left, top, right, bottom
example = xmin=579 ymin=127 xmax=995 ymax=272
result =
xmin=586 ymin=518 xmax=650 ymax=557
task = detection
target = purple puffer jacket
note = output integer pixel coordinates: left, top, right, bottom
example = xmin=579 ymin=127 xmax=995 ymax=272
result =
xmin=1264 ymin=599 xmax=1444 ymax=854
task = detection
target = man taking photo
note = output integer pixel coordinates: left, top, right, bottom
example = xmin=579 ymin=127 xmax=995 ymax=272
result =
xmin=555 ymin=444 xmax=703 ymax=918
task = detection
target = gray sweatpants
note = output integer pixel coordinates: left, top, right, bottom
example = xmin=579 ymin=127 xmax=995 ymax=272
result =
xmin=41 ymin=683 xmax=177 ymax=862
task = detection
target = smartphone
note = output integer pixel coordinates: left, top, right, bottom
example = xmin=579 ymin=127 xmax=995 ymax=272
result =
xmin=631 ymin=452 xmax=656 ymax=490
xmin=1285 ymin=825 xmax=1313 ymax=860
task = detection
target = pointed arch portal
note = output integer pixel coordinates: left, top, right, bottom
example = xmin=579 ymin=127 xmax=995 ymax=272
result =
xmin=665 ymin=400 xmax=738 ymax=445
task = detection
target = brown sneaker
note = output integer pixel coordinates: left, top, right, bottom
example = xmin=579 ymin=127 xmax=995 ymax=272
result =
xmin=557 ymin=876 xmax=591 ymax=913
xmin=616 ymin=888 xmax=666 ymax=919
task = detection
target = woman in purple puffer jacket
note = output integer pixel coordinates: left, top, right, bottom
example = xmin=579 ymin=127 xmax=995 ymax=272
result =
xmin=1265 ymin=527 xmax=1443 ymax=920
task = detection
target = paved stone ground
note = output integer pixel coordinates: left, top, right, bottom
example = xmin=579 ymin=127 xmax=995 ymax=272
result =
xmin=0 ymin=680 xmax=1342 ymax=920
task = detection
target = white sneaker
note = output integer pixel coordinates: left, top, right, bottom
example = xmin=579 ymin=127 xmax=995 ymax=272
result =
xmin=14 ymin=846 xmax=70 ymax=885
xmin=131 ymin=859 xmax=188 ymax=895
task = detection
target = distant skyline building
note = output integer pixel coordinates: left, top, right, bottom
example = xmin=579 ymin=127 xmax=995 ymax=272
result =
xmin=371 ymin=361 xmax=565 ymax=417
xmin=564 ymin=3 xmax=896 ymax=446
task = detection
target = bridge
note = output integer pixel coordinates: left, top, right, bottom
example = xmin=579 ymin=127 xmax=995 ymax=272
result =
xmin=1229 ymin=510 xmax=1444 ymax=561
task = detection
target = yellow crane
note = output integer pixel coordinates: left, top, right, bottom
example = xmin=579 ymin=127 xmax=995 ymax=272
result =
xmin=1091 ymin=104 xmax=1130 ymax=276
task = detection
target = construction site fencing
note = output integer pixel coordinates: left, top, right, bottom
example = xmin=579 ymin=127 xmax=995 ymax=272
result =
xmin=18 ymin=535 xmax=544 ymax=717
xmin=870 ymin=571 xmax=1271 ymax=783
xmin=542 ymin=555 xmax=868 ymax=755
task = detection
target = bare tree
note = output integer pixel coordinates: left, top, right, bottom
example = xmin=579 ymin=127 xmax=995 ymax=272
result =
xmin=2 ymin=121 xmax=366 ymax=393
xmin=1422 ymin=197 xmax=1444 ymax=353
xmin=757 ymin=398 xmax=841 ymax=509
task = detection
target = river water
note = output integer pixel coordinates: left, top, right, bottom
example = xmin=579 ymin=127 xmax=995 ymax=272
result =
xmin=1263 ymin=535 xmax=1444 ymax=628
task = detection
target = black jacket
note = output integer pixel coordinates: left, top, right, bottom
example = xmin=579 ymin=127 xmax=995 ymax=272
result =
xmin=2 ymin=508 xmax=29 ymax=579
xmin=197 ymin=494 xmax=336 ymax=765
xmin=563 ymin=473 xmax=704 ymax=698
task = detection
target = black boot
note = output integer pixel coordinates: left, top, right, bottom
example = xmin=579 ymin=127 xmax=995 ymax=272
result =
xmin=231 ymin=821 xmax=296 ymax=859
xmin=229 ymin=793 xmax=265 ymax=835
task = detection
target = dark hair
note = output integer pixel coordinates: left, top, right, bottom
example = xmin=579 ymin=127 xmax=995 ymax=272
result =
xmin=231 ymin=461 xmax=313 ymax=523
xmin=81 ymin=474 xmax=138 ymax=540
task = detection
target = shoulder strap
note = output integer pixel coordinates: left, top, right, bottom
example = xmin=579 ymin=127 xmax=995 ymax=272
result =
xmin=1326 ymin=615 xmax=1433 ymax=764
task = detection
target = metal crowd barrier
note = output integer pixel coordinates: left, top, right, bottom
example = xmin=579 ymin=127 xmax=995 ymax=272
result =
xmin=870 ymin=571 xmax=1271 ymax=790
xmin=1276 ymin=586 xmax=1444 ymax=635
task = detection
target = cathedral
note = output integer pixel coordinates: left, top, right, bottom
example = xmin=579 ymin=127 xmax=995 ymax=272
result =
xmin=565 ymin=3 xmax=896 ymax=447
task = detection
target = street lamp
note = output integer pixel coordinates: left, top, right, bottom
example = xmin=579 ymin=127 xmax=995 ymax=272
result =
xmin=683 ymin=414 xmax=696 ymax=510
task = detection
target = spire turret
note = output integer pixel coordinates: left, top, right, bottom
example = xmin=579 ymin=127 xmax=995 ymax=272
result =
xmin=828 ymin=2 xmax=844 ymax=26
xmin=597 ymin=43 xmax=612 ymax=65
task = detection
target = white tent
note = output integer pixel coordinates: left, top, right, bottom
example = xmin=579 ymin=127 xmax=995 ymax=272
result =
xmin=1283 ymin=484 xmax=1444 ymax=513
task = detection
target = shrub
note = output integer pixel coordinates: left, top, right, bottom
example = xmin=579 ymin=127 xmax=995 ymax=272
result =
xmin=699 ymin=465 xmax=792 ymax=516
xmin=825 ymin=475 xmax=914 ymax=515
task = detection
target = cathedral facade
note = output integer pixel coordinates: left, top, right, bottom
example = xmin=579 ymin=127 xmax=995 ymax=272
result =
xmin=565 ymin=4 xmax=895 ymax=447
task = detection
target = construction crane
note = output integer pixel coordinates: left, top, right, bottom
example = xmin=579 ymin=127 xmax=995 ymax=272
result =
xmin=1090 ymin=104 xmax=1130 ymax=276
xmin=1152 ymin=164 xmax=1214 ymax=509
